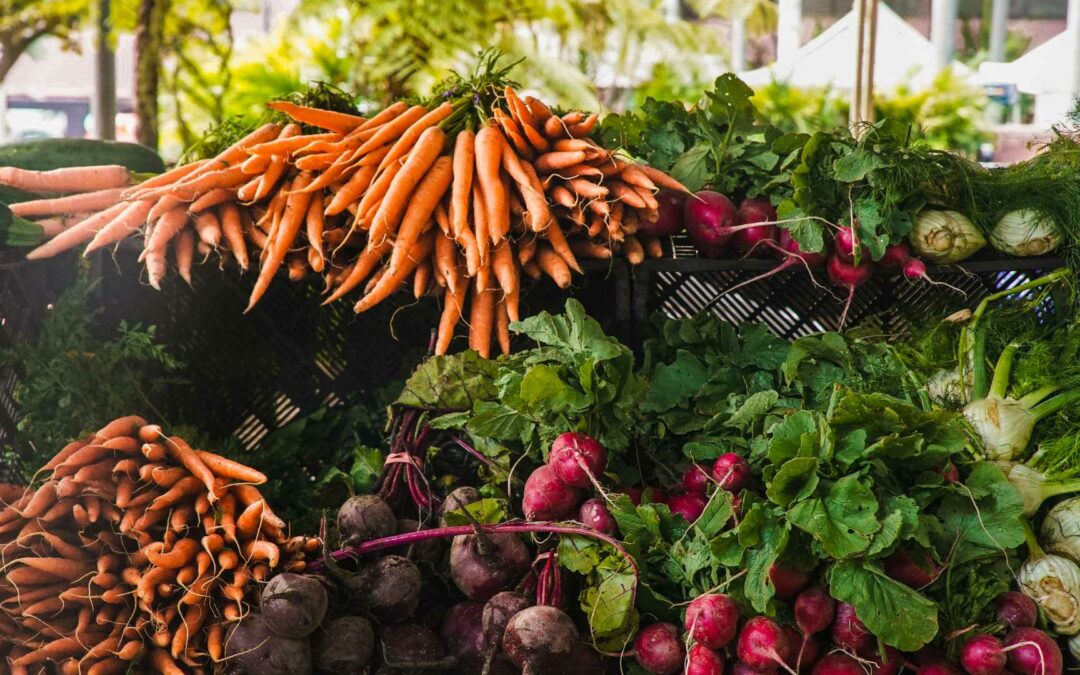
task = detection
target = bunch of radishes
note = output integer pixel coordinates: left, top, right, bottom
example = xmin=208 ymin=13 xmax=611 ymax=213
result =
xmin=522 ymin=431 xmax=614 ymax=530
xmin=622 ymin=452 xmax=753 ymax=525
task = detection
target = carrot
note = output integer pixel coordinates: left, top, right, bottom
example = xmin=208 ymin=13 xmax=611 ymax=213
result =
xmin=544 ymin=115 xmax=568 ymax=139
xmin=492 ymin=239 xmax=520 ymax=322
xmin=496 ymin=297 xmax=512 ymax=355
xmin=193 ymin=449 xmax=267 ymax=485
xmin=636 ymin=165 xmax=689 ymax=192
xmin=322 ymin=238 xmax=392 ymax=304
xmin=566 ymin=177 xmax=608 ymax=200
xmin=434 ymin=230 xmax=459 ymax=290
xmin=174 ymin=229 xmax=196 ymax=285
xmin=474 ymin=126 xmax=508 ymax=242
xmin=524 ymin=96 xmax=554 ymax=124
xmin=570 ymin=238 xmax=613 ymax=259
xmin=18 ymin=482 xmax=56 ymax=518
xmin=535 ymin=150 xmax=588 ymax=174
xmin=294 ymin=152 xmax=337 ymax=172
xmin=247 ymin=131 xmax=337 ymax=156
xmin=411 ymin=259 xmax=432 ymax=299
xmin=242 ymin=539 xmax=280 ymax=568
xmin=471 ymin=182 xmax=490 ymax=284
xmin=165 ymin=165 xmax=248 ymax=202
xmin=10 ymin=636 xmax=88 ymax=667
xmin=305 ymin=192 xmax=326 ymax=265
xmin=622 ymin=234 xmax=645 ymax=264
xmin=217 ymin=202 xmax=248 ymax=270
xmin=500 ymin=141 xmax=553 ymax=232
xmin=567 ymin=113 xmax=599 ymax=137
xmin=144 ymin=538 xmax=199 ymax=570
xmin=11 ymin=187 xmax=126 ymax=219
xmin=246 ymin=172 xmax=314 ymax=310
xmin=123 ymin=159 xmax=206 ymax=197
xmin=163 ymin=435 xmax=220 ymax=502
xmin=435 ymin=277 xmax=467 ymax=356
xmin=150 ymin=648 xmax=185 ymax=675
xmin=551 ymin=184 xmax=576 ymax=208
xmin=517 ymin=233 xmax=538 ymax=265
xmin=387 ymin=156 xmax=453 ymax=272
xmin=206 ymin=622 xmax=225 ymax=661
xmin=266 ymin=101 xmax=366 ymax=132
xmin=144 ymin=209 xmax=189 ymax=289
xmin=353 ymin=232 xmax=435 ymax=313
xmin=468 ymin=281 xmax=496 ymax=358
xmin=368 ymin=126 xmax=446 ymax=246
xmin=376 ymin=102 xmax=453 ymax=173
xmin=353 ymin=104 xmax=428 ymax=158
xmin=0 ymin=164 xmax=130 ymax=193
xmin=450 ymin=129 xmax=475 ymax=239
xmin=25 ymin=201 xmax=129 ymax=260
xmin=352 ymin=157 xmax=405 ymax=230
xmin=535 ymin=245 xmax=572 ymax=288
xmin=93 ymin=414 xmax=147 ymax=441
xmin=79 ymin=200 xmax=152 ymax=254
xmin=171 ymin=603 xmax=206 ymax=658
xmin=544 ymin=223 xmax=583 ymax=273
xmin=325 ymin=162 xmax=377 ymax=216
xmin=240 ymin=152 xmax=272 ymax=175
xmin=9 ymin=557 xmax=93 ymax=580
xmin=234 ymin=499 xmax=266 ymax=539
xmin=182 ymin=122 xmax=281 ymax=180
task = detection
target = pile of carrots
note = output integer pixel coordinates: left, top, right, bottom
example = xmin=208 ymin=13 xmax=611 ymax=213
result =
xmin=0 ymin=415 xmax=309 ymax=674
xmin=13 ymin=88 xmax=685 ymax=357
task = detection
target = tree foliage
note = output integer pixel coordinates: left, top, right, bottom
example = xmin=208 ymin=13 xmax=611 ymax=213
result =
xmin=0 ymin=0 xmax=88 ymax=82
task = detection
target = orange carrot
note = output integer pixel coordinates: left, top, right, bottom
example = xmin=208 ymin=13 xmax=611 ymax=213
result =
xmin=413 ymin=259 xmax=432 ymax=299
xmin=474 ymin=126 xmax=508 ymax=242
xmin=500 ymin=141 xmax=553 ymax=232
xmin=247 ymin=172 xmax=314 ymax=310
xmin=353 ymin=232 xmax=435 ymax=313
xmin=496 ymin=297 xmax=511 ymax=355
xmin=189 ymin=188 xmax=234 ymax=213
xmin=242 ymin=539 xmax=280 ymax=568
xmin=544 ymin=223 xmax=583 ymax=273
xmin=193 ymin=210 xmax=222 ymax=247
xmin=352 ymin=156 xmax=405 ymax=231
xmin=357 ymin=101 xmax=409 ymax=131
xmin=376 ymin=102 xmax=453 ymax=173
xmin=193 ymin=449 xmax=267 ymax=484
xmin=25 ymin=201 xmax=129 ymax=260
xmin=353 ymin=105 xmax=428 ymax=158
xmin=468 ymin=281 xmax=495 ymax=358
xmin=267 ymin=101 xmax=366 ymax=132
xmin=0 ymin=165 xmax=130 ymax=193
xmin=148 ymin=195 xmax=183 ymax=223
xmin=322 ymin=238 xmax=392 ymax=304
xmin=636 ymin=165 xmax=689 ymax=192
xmin=525 ymin=96 xmax=555 ymax=122
xmin=82 ymin=199 xmax=154 ymax=254
xmin=368 ymin=126 xmax=446 ymax=246
xmin=122 ymin=160 xmax=206 ymax=197
xmin=165 ymin=165 xmax=248 ymax=202
xmin=325 ymin=163 xmax=377 ymax=216
xmin=570 ymin=238 xmax=613 ymax=259
xmin=435 ymin=276 xmax=467 ymax=355
xmin=622 ymin=234 xmax=645 ymax=264
xmin=218 ymin=203 xmax=249 ymax=270
xmin=144 ymin=209 xmax=189 ymax=289
xmin=567 ymin=113 xmax=599 ymax=137
xmin=450 ymin=129 xmax=475 ymax=239
xmin=387 ymin=156 xmax=453 ymax=272
xmin=434 ymin=229 xmax=459 ymax=290
xmin=149 ymin=648 xmax=185 ymax=675
xmin=240 ymin=153 xmax=272 ymax=175
xmin=492 ymin=239 xmax=520 ymax=322
xmin=306 ymin=192 xmax=326 ymax=268
xmin=11 ymin=187 xmax=126 ymax=218
xmin=163 ymin=435 xmax=220 ymax=502
xmin=494 ymin=108 xmax=533 ymax=158
xmin=175 ymin=229 xmax=195 ymax=285
xmin=247 ymin=132 xmax=337 ymax=157
xmin=535 ymin=245 xmax=572 ymax=288
xmin=471 ymin=183 xmax=490 ymax=285
xmin=535 ymin=151 xmax=587 ymax=173
xmin=206 ymin=622 xmax=225 ymax=662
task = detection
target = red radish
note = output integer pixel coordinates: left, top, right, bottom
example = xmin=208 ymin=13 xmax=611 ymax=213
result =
xmin=736 ymin=616 xmax=795 ymax=675
xmin=826 ymin=254 xmax=874 ymax=328
xmin=961 ymin=635 xmax=1008 ymax=675
xmin=883 ymin=549 xmax=941 ymax=588
xmin=879 ymin=242 xmax=912 ymax=269
xmin=623 ymin=486 xmax=643 ymax=506
xmin=578 ymin=498 xmax=617 ymax=535
xmin=994 ymin=592 xmax=1038 ymax=630
xmin=1004 ymin=627 xmax=1062 ymax=675
xmin=733 ymin=198 xmax=779 ymax=255
xmin=682 ymin=464 xmax=711 ymax=495
xmin=942 ymin=462 xmax=961 ymax=483
xmin=685 ymin=190 xmax=738 ymax=258
xmin=812 ymin=653 xmax=864 ymax=675
xmin=641 ymin=189 xmax=687 ymax=237
xmin=733 ymin=663 xmax=778 ymax=675
xmin=548 ymin=432 xmax=607 ymax=489
xmin=684 ymin=593 xmax=739 ymax=649
xmin=644 ymin=487 xmax=668 ymax=504
xmin=522 ymin=465 xmax=581 ymax=521
xmin=687 ymin=644 xmax=726 ymax=675
xmin=919 ymin=663 xmax=964 ymax=675
xmin=712 ymin=453 xmax=751 ymax=493
xmin=869 ymin=648 xmax=906 ymax=675
xmin=793 ymin=586 xmax=834 ymax=667
xmin=768 ymin=563 xmax=810 ymax=600
xmin=634 ymin=622 xmax=685 ymax=675
xmin=833 ymin=227 xmax=867 ymax=263
xmin=831 ymin=602 xmax=871 ymax=652
xmin=667 ymin=492 xmax=707 ymax=522
xmin=780 ymin=625 xmax=818 ymax=669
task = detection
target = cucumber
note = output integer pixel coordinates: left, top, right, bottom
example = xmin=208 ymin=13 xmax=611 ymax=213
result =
xmin=0 ymin=138 xmax=166 ymax=203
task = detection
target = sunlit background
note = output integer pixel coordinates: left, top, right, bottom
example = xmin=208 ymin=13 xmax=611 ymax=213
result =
xmin=0 ymin=0 xmax=1075 ymax=163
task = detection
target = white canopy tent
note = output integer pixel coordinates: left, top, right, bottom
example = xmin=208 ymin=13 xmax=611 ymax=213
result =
xmin=741 ymin=2 xmax=971 ymax=91
xmin=977 ymin=33 xmax=1075 ymax=126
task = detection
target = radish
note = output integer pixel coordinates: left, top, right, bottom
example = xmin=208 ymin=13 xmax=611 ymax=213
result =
xmin=702 ymin=228 xmax=829 ymax=303
xmin=879 ymin=242 xmax=912 ymax=269
xmin=640 ymin=189 xmax=687 ymax=238
xmin=961 ymin=635 xmax=1008 ymax=675
xmin=712 ymin=453 xmax=751 ymax=493
xmin=1004 ymin=627 xmax=1063 ymax=675
xmin=684 ymin=593 xmax=739 ymax=649
xmin=522 ymin=465 xmax=581 ymax=521
xmin=733 ymin=663 xmax=778 ymax=675
xmin=733 ymin=198 xmax=779 ymax=255
xmin=826 ymin=254 xmax=874 ymax=328
xmin=667 ymin=492 xmax=707 ymax=522
xmin=736 ymin=616 xmax=796 ymax=675
xmin=831 ymin=602 xmax=871 ymax=652
xmin=868 ymin=647 xmax=906 ymax=675
xmin=644 ymin=487 xmax=669 ymax=504
xmin=941 ymin=462 xmax=961 ymax=484
xmin=685 ymin=190 xmax=738 ymax=258
xmin=781 ymin=625 xmax=819 ymax=669
xmin=548 ymin=432 xmax=607 ymax=489
xmin=919 ymin=663 xmax=964 ymax=675
xmin=634 ymin=622 xmax=685 ymax=675
xmin=577 ymin=498 xmax=617 ymax=535
xmin=623 ymin=486 xmax=643 ymax=505
xmin=883 ymin=549 xmax=942 ymax=588
xmin=793 ymin=586 xmax=834 ymax=667
xmin=834 ymin=227 xmax=867 ymax=263
xmin=682 ymin=464 xmax=711 ymax=495
xmin=768 ymin=563 xmax=810 ymax=600
xmin=687 ymin=643 xmax=726 ymax=675
xmin=994 ymin=592 xmax=1038 ymax=630
xmin=811 ymin=653 xmax=864 ymax=675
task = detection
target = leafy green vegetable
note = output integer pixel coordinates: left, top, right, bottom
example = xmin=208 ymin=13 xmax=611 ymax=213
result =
xmin=828 ymin=560 xmax=939 ymax=651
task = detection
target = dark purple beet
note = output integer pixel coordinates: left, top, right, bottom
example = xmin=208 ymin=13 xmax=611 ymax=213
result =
xmin=449 ymin=533 xmax=531 ymax=601
xmin=685 ymin=190 xmax=737 ymax=258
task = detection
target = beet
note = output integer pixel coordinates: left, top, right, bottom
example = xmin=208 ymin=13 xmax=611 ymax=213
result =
xmin=565 ymin=642 xmax=608 ymax=675
xmin=439 ymin=486 xmax=481 ymax=527
xmin=523 ymin=464 xmax=581 ymax=521
xmin=440 ymin=601 xmax=486 ymax=668
xmin=994 ymin=592 xmax=1038 ymax=630
xmin=578 ymin=497 xmax=617 ymax=534
xmin=396 ymin=518 xmax=442 ymax=564
xmin=225 ymin=613 xmax=313 ymax=675
xmin=884 ymin=549 xmax=940 ymax=588
xmin=260 ymin=572 xmax=328 ymax=638
xmin=502 ymin=606 xmax=580 ymax=671
xmin=684 ymin=592 xmax=739 ymax=649
xmin=314 ymin=616 xmax=375 ymax=674
xmin=687 ymin=643 xmax=726 ymax=675
xmin=363 ymin=555 xmax=422 ymax=622
xmin=768 ymin=563 xmax=810 ymax=600
xmin=685 ymin=190 xmax=737 ymax=258
xmin=634 ymin=622 xmax=685 ymax=675
xmin=961 ymin=634 xmax=1007 ymax=675
xmin=483 ymin=591 xmax=531 ymax=646
xmin=450 ymin=533 xmax=531 ymax=601
xmin=712 ymin=453 xmax=751 ymax=493
xmin=548 ymin=432 xmax=607 ymax=488
xmin=337 ymin=494 xmax=397 ymax=547
xmin=831 ymin=602 xmax=871 ymax=652
xmin=812 ymin=653 xmax=865 ymax=675
xmin=667 ymin=492 xmax=707 ymax=522
xmin=380 ymin=623 xmax=447 ymax=669
xmin=733 ymin=198 xmax=779 ymax=255
xmin=641 ymin=189 xmax=687 ymax=237
xmin=1005 ymin=627 xmax=1063 ymax=675
xmin=682 ymin=464 xmax=711 ymax=494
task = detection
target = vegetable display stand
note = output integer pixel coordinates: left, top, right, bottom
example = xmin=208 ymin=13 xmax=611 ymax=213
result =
xmin=631 ymin=246 xmax=1066 ymax=343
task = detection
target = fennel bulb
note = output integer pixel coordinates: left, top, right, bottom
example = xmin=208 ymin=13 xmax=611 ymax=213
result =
xmin=990 ymin=209 xmax=1062 ymax=257
xmin=999 ymin=463 xmax=1080 ymax=517
xmin=964 ymin=396 xmax=1037 ymax=461
xmin=1041 ymin=497 xmax=1080 ymax=562
xmin=1070 ymin=634 xmax=1080 ymax=661
xmin=927 ymin=368 xmax=970 ymax=407
xmin=1018 ymin=545 xmax=1080 ymax=635
xmin=909 ymin=209 xmax=985 ymax=263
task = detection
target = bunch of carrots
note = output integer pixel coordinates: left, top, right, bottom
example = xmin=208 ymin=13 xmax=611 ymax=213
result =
xmin=12 ymin=83 xmax=684 ymax=358
xmin=0 ymin=415 xmax=310 ymax=674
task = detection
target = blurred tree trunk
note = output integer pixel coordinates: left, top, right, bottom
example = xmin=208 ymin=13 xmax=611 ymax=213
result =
xmin=135 ymin=0 xmax=167 ymax=148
